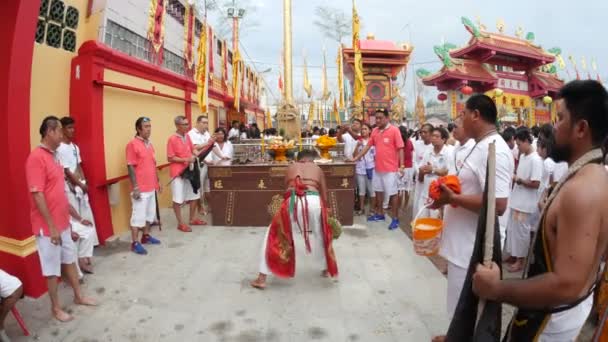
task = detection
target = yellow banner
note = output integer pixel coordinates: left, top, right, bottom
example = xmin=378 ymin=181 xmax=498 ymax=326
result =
xmin=337 ymin=46 xmax=345 ymax=110
xmin=303 ymin=56 xmax=312 ymax=98
xmin=266 ymin=108 xmax=272 ymax=128
xmin=233 ymin=49 xmax=241 ymax=110
xmin=318 ymin=100 xmax=324 ymax=128
xmin=333 ymin=98 xmax=341 ymax=125
xmin=415 ymin=94 xmax=426 ymax=123
xmin=308 ymin=101 xmax=315 ymax=127
xmin=195 ymin=22 xmax=208 ymax=113
xmin=352 ymin=1 xmax=365 ymax=105
xmin=322 ymin=49 xmax=329 ymax=100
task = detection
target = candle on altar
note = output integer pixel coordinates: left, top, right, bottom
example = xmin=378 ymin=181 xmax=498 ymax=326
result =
xmin=261 ymin=134 xmax=265 ymax=159
xmin=298 ymin=132 xmax=302 ymax=151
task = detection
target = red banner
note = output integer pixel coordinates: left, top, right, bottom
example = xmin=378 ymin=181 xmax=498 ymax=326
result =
xmin=183 ymin=4 xmax=195 ymax=75
xmin=146 ymin=0 xmax=166 ymax=64
xmin=535 ymin=109 xmax=551 ymax=124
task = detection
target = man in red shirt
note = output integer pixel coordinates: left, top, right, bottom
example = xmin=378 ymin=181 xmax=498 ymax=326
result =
xmin=167 ymin=116 xmax=204 ymax=232
xmin=26 ymin=116 xmax=96 ymax=322
xmin=126 ymin=117 xmax=162 ymax=255
xmin=351 ymin=109 xmax=405 ymax=230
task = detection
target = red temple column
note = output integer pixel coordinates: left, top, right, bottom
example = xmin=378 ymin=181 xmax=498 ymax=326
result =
xmin=0 ymin=0 xmax=47 ymax=297
xmin=70 ymin=42 xmax=114 ymax=243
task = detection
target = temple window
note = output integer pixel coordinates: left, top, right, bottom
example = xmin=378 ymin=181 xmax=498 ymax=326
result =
xmin=104 ymin=20 xmax=185 ymax=75
xmin=520 ymin=99 xmax=525 ymax=107
xmin=511 ymin=98 xmax=516 ymax=107
xmin=502 ymin=96 xmax=507 ymax=104
xmin=36 ymin=0 xmax=79 ymax=52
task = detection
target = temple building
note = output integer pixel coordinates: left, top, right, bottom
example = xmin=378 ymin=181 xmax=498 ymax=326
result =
xmin=421 ymin=17 xmax=564 ymax=126
xmin=342 ymin=34 xmax=413 ymax=124
xmin=1 ymin=0 xmax=264 ymax=296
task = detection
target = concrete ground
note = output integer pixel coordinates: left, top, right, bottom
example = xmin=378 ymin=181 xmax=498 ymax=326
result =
xmin=4 ymin=209 xmax=449 ymax=342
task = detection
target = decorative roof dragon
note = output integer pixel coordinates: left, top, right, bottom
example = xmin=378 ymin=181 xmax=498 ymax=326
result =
xmin=416 ymin=68 xmax=432 ymax=79
xmin=433 ymin=43 xmax=462 ymax=68
xmin=461 ymin=16 xmax=489 ymax=38
xmin=542 ymin=47 xmax=563 ymax=74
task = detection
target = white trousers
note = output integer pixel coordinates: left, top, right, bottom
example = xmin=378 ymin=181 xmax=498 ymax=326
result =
xmin=412 ymin=178 xmax=426 ymax=218
xmin=505 ymin=209 xmax=534 ymax=258
xmin=447 ymin=261 xmax=468 ymax=319
xmin=66 ymin=189 xmax=99 ymax=252
xmin=258 ymin=195 xmax=326 ymax=275
xmin=538 ymin=295 xmax=593 ymax=341
xmin=498 ymin=206 xmax=510 ymax=251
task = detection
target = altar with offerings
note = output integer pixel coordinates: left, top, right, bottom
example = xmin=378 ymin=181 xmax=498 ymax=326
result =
xmin=207 ymin=138 xmax=355 ymax=226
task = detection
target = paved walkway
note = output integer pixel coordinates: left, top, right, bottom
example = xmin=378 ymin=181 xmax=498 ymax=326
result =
xmin=5 ymin=210 xmax=449 ymax=342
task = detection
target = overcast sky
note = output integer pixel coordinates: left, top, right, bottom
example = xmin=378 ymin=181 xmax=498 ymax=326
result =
xmin=205 ymin=0 xmax=608 ymax=109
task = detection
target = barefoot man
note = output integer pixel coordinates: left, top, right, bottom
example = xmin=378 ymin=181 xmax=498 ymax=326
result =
xmin=26 ymin=116 xmax=96 ymax=322
xmin=473 ymin=80 xmax=608 ymax=341
xmin=250 ymin=149 xmax=338 ymax=289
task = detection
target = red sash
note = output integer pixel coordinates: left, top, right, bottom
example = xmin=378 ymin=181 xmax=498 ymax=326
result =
xmin=265 ymin=179 xmax=338 ymax=278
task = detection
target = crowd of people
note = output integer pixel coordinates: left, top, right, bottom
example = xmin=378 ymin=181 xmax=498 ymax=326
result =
xmin=280 ymin=80 xmax=608 ymax=341
xmin=1 ymin=80 xmax=607 ymax=341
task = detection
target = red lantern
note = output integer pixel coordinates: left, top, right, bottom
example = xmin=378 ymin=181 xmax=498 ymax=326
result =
xmin=437 ymin=93 xmax=448 ymax=102
xmin=461 ymin=85 xmax=473 ymax=95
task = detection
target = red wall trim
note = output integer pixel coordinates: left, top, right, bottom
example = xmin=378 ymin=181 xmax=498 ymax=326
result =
xmin=78 ymin=41 xmax=197 ymax=92
xmin=0 ymin=0 xmax=47 ymax=297
xmin=94 ymin=79 xmax=195 ymax=103
xmin=104 ymin=163 xmax=170 ymax=185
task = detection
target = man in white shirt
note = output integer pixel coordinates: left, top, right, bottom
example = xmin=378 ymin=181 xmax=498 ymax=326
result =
xmin=412 ymin=123 xmax=433 ymax=216
xmin=337 ymin=119 xmax=361 ymax=159
xmin=228 ymin=120 xmax=240 ymax=142
xmin=504 ymin=128 xmax=543 ymax=273
xmin=187 ymin=115 xmax=219 ymax=218
xmin=57 ymin=117 xmax=98 ymax=276
xmin=447 ymin=116 xmax=474 ymax=175
xmin=417 ymin=127 xmax=453 ymax=218
xmin=430 ymin=95 xmax=514 ymax=341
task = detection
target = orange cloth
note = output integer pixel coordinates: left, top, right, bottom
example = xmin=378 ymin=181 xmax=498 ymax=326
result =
xmin=429 ymin=175 xmax=461 ymax=207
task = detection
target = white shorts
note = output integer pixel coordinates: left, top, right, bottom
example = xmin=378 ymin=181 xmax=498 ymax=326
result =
xmin=372 ymin=171 xmax=399 ymax=197
xmin=356 ymin=174 xmax=375 ymax=198
xmin=0 ymin=269 xmax=22 ymax=298
xmin=199 ymin=164 xmax=210 ymax=193
xmin=130 ymin=191 xmax=157 ymax=227
xmin=36 ymin=229 xmax=77 ymax=277
xmin=171 ymin=176 xmax=200 ymax=204
xmin=398 ymin=168 xmax=414 ymax=191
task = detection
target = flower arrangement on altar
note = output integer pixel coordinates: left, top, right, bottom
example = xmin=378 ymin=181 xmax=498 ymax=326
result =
xmin=262 ymin=136 xmax=296 ymax=162
xmin=315 ymin=135 xmax=337 ymax=160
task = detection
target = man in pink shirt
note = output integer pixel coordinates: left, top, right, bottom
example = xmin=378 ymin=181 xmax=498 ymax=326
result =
xmin=26 ymin=116 xmax=96 ymax=322
xmin=351 ymin=109 xmax=405 ymax=230
xmin=167 ymin=115 xmax=204 ymax=232
xmin=126 ymin=117 xmax=162 ymax=255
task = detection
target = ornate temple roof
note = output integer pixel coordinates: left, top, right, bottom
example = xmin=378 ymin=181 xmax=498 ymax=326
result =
xmin=359 ymin=39 xmax=405 ymax=52
xmin=342 ymin=39 xmax=413 ymax=78
xmin=422 ymin=59 xmax=497 ymax=90
xmin=529 ymin=70 xmax=564 ymax=91
xmin=450 ymin=32 xmax=555 ymax=65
